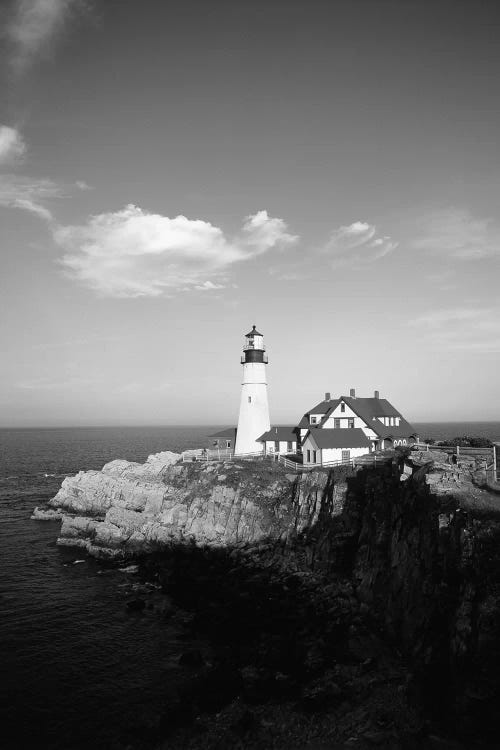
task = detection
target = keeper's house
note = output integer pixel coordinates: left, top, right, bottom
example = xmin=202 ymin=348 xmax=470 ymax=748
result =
xmin=297 ymin=388 xmax=417 ymax=466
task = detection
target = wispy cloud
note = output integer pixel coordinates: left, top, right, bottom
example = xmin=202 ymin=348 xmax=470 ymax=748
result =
xmin=0 ymin=174 xmax=62 ymax=222
xmin=413 ymin=208 xmax=499 ymax=260
xmin=6 ymin=0 xmax=85 ymax=73
xmin=15 ymin=375 xmax=97 ymax=390
xmin=0 ymin=125 xmax=27 ymax=165
xmin=410 ymin=307 xmax=500 ymax=352
xmin=54 ymin=205 xmax=297 ymax=297
xmin=321 ymin=221 xmax=397 ymax=267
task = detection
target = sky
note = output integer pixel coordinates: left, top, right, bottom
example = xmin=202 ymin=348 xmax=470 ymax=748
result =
xmin=1 ymin=0 xmax=500 ymax=427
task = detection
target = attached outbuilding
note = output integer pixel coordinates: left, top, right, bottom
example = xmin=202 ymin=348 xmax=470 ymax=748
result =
xmin=257 ymin=426 xmax=298 ymax=455
xmin=208 ymin=427 xmax=237 ymax=450
xmin=302 ymin=427 xmax=370 ymax=466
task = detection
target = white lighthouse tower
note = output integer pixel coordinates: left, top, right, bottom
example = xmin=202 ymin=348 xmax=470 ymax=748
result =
xmin=234 ymin=325 xmax=271 ymax=455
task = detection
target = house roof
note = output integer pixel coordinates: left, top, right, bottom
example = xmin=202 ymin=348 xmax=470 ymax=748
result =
xmin=304 ymin=428 xmax=370 ymax=450
xmin=306 ymin=397 xmax=341 ymax=415
xmin=209 ymin=428 xmax=237 ymax=439
xmin=296 ymin=398 xmax=341 ymax=429
xmin=257 ymin=426 xmax=297 ymax=442
xmin=298 ymin=395 xmax=417 ymax=439
xmin=338 ymin=397 xmax=417 ymax=438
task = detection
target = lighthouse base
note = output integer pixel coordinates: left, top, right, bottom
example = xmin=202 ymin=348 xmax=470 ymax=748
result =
xmin=234 ymin=380 xmax=270 ymax=456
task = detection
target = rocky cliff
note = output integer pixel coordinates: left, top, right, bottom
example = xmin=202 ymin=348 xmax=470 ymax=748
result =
xmin=37 ymin=451 xmax=347 ymax=559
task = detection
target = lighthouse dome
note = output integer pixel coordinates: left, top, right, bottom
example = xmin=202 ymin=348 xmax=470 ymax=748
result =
xmin=245 ymin=325 xmax=263 ymax=337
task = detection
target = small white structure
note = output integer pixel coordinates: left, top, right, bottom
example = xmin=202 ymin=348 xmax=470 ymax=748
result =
xmin=234 ymin=325 xmax=271 ymax=455
xmin=257 ymin=426 xmax=297 ymax=455
xmin=302 ymin=427 xmax=371 ymax=466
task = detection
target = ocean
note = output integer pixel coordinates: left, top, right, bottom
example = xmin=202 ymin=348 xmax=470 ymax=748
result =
xmin=1 ymin=423 xmax=499 ymax=749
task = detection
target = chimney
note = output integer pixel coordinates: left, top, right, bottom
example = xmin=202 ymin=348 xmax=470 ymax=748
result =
xmin=350 ymin=388 xmax=356 ymax=398
xmin=374 ymin=390 xmax=380 ymax=399
xmin=325 ymin=392 xmax=331 ymax=402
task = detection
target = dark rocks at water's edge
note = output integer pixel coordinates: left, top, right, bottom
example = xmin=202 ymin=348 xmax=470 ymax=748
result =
xmin=39 ymin=447 xmax=500 ymax=748
xmin=141 ymin=543 xmax=423 ymax=749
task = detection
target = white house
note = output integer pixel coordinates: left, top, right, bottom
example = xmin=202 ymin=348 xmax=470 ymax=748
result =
xmin=257 ymin=426 xmax=297 ymax=455
xmin=302 ymin=428 xmax=371 ymax=466
xmin=296 ymin=389 xmax=417 ymax=463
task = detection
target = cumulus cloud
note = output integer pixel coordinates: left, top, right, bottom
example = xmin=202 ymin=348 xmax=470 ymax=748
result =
xmin=54 ymin=205 xmax=297 ymax=297
xmin=410 ymin=307 xmax=500 ymax=352
xmin=7 ymin=0 xmax=84 ymax=72
xmin=322 ymin=221 xmax=397 ymax=267
xmin=413 ymin=208 xmax=499 ymax=260
xmin=0 ymin=174 xmax=62 ymax=221
xmin=0 ymin=125 xmax=27 ymax=164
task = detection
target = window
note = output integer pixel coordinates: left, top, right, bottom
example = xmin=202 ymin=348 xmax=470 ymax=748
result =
xmin=348 ymin=418 xmax=354 ymax=428
xmin=287 ymin=441 xmax=293 ymax=452
xmin=226 ymin=441 xmax=231 ymax=448
xmin=334 ymin=418 xmax=340 ymax=428
xmin=342 ymin=450 xmax=350 ymax=462
xmin=307 ymin=449 xmax=311 ymax=462
xmin=248 ymin=396 xmax=252 ymax=403
xmin=310 ymin=416 xmax=317 ymax=424
xmin=274 ymin=441 xmax=279 ymax=451
xmin=340 ymin=403 xmax=345 ymax=412
xmin=312 ymin=450 xmax=317 ymax=463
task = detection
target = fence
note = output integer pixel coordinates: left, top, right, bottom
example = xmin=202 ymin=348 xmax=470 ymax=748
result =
xmin=181 ymin=448 xmax=267 ymax=463
xmin=277 ymin=452 xmax=391 ymax=472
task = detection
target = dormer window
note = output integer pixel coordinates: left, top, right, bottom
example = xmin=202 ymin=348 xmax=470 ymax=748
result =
xmin=340 ymin=403 xmax=345 ymax=412
xmin=310 ymin=416 xmax=318 ymax=424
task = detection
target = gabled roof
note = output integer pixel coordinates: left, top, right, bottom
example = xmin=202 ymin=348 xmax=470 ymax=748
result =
xmin=306 ymin=398 xmax=341 ymax=415
xmin=304 ymin=428 xmax=370 ymax=450
xmin=331 ymin=397 xmax=417 ymax=439
xmin=209 ymin=428 xmax=237 ymax=439
xmin=257 ymin=426 xmax=297 ymax=442
xmin=296 ymin=398 xmax=340 ymax=430
xmin=342 ymin=396 xmax=401 ymax=419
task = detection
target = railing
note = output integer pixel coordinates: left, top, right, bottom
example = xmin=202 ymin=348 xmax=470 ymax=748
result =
xmin=181 ymin=448 xmax=268 ymax=463
xmin=277 ymin=452 xmax=392 ymax=472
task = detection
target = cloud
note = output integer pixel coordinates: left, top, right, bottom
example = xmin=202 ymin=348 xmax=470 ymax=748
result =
xmin=410 ymin=307 xmax=500 ymax=352
xmin=7 ymin=0 xmax=84 ymax=72
xmin=0 ymin=174 xmax=62 ymax=221
xmin=0 ymin=125 xmax=27 ymax=164
xmin=75 ymin=179 xmax=92 ymax=191
xmin=54 ymin=205 xmax=297 ymax=297
xmin=194 ymin=280 xmax=227 ymax=291
xmin=15 ymin=375 xmax=97 ymax=389
xmin=322 ymin=221 xmax=397 ymax=267
xmin=413 ymin=208 xmax=499 ymax=260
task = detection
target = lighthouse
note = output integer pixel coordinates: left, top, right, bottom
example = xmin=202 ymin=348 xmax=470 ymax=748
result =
xmin=234 ymin=325 xmax=271 ymax=455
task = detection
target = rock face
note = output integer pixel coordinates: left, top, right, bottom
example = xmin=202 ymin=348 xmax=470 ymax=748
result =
xmin=294 ymin=450 xmax=500 ymax=742
xmin=48 ymin=451 xmax=346 ymax=559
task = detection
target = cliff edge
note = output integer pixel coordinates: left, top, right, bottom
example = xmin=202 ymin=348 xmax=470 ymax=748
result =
xmin=38 ymin=451 xmax=347 ymax=559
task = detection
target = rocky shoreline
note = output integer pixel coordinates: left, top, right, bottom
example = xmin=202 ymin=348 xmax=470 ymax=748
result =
xmin=35 ymin=448 xmax=500 ymax=748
